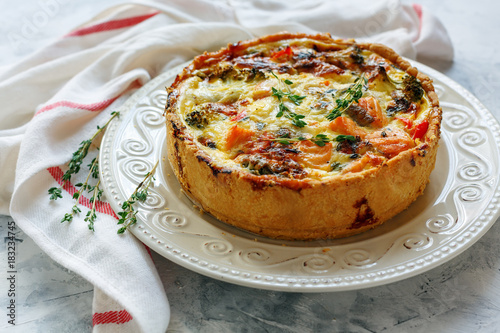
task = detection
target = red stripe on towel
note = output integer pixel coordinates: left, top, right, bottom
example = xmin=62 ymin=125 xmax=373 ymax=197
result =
xmin=66 ymin=12 xmax=160 ymax=37
xmin=93 ymin=310 xmax=133 ymax=325
xmin=412 ymin=3 xmax=423 ymax=41
xmin=47 ymin=166 xmax=118 ymax=219
xmin=35 ymin=79 xmax=142 ymax=116
xmin=143 ymin=243 xmax=154 ymax=261
xmin=36 ymin=97 xmax=119 ymax=116
xmin=412 ymin=3 xmax=423 ymax=21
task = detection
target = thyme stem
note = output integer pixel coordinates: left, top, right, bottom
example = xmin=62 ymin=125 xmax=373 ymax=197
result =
xmin=326 ymin=76 xmax=368 ymax=121
xmin=49 ymin=111 xmax=120 ymax=231
xmin=85 ymin=178 xmax=101 ymax=231
xmin=48 ymin=111 xmax=120 ymax=199
xmin=117 ymin=160 xmax=159 ymax=234
xmin=269 ymin=71 xmax=307 ymax=127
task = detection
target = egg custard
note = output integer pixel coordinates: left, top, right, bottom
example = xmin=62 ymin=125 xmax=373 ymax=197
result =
xmin=164 ymin=32 xmax=441 ymax=240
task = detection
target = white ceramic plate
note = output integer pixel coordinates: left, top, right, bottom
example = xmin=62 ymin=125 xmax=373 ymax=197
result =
xmin=100 ymin=61 xmax=500 ymax=292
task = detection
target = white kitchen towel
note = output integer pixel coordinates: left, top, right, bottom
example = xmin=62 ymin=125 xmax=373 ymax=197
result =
xmin=0 ymin=1 xmax=453 ymax=332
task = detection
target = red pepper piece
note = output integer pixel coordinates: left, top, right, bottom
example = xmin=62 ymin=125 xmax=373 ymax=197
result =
xmin=271 ymin=46 xmax=293 ymax=61
xmin=412 ymin=119 xmax=429 ymax=140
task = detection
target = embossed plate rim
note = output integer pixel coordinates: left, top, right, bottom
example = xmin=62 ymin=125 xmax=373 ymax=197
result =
xmin=100 ymin=60 xmax=500 ymax=292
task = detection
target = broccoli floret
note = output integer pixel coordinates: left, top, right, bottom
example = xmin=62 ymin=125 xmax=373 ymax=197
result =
xmin=185 ymin=110 xmax=205 ymax=128
xmin=402 ymin=75 xmax=424 ymax=102
xmin=185 ymin=109 xmax=210 ymax=129
xmin=185 ymin=103 xmax=229 ymax=129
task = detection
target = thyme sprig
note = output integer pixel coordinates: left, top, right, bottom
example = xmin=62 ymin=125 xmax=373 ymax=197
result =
xmin=117 ymin=160 xmax=159 ymax=234
xmin=48 ymin=111 xmax=120 ymax=199
xmin=60 ymin=156 xmax=102 ymax=228
xmin=270 ymin=71 xmax=307 ymax=127
xmin=84 ymin=177 xmax=101 ymax=231
xmin=81 ymin=157 xmax=103 ymax=231
xmin=271 ymin=134 xmax=356 ymax=146
xmin=326 ymin=76 xmax=368 ymax=121
xmin=49 ymin=111 xmax=119 ymax=230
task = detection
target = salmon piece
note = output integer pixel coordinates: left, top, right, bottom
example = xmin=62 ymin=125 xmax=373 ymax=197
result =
xmin=295 ymin=140 xmax=333 ymax=170
xmin=329 ymin=116 xmax=367 ymax=138
xmin=252 ymin=80 xmax=274 ymax=99
xmin=230 ymin=109 xmax=247 ymax=122
xmin=342 ymin=152 xmax=385 ymax=174
xmin=358 ymin=97 xmax=388 ymax=128
xmin=225 ymin=125 xmax=255 ymax=150
xmin=367 ymin=127 xmax=415 ymax=158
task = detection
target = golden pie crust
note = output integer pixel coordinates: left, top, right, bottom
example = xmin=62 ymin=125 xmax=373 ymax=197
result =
xmin=164 ymin=32 xmax=441 ymax=240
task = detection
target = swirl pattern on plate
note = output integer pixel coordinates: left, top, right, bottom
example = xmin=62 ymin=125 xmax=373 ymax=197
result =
xmin=301 ymin=254 xmax=336 ymax=274
xmin=401 ymin=233 xmax=433 ymax=251
xmin=343 ymin=249 xmax=377 ymax=268
xmin=152 ymin=211 xmax=188 ymax=231
xmin=426 ymin=214 xmax=456 ymax=233
xmin=441 ymin=102 xmax=475 ymax=131
xmin=203 ymin=239 xmax=234 ymax=257
xmin=240 ymin=248 xmax=271 ymax=265
xmin=456 ymin=184 xmax=484 ymax=202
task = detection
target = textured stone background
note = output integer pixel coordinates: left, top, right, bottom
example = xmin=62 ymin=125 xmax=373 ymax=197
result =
xmin=1 ymin=0 xmax=500 ymax=332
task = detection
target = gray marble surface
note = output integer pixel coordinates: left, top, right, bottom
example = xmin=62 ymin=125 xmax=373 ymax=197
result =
xmin=2 ymin=0 xmax=500 ymax=332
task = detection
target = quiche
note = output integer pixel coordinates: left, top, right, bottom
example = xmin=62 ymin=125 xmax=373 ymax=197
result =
xmin=164 ymin=32 xmax=441 ymax=240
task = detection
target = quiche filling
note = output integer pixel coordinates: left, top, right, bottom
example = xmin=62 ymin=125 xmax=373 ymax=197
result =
xmin=175 ymin=41 xmax=431 ymax=180
xmin=165 ymin=32 xmax=441 ymax=240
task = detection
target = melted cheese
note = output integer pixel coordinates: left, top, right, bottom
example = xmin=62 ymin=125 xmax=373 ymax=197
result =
xmin=175 ymin=45 xmax=432 ymax=179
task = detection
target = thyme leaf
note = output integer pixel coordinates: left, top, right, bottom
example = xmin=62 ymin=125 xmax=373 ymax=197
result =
xmin=288 ymin=94 xmax=306 ymax=106
xmin=48 ymin=187 xmax=63 ymax=200
xmin=326 ymin=77 xmax=368 ymax=121
xmin=335 ymin=135 xmax=356 ymax=143
xmin=270 ymin=71 xmax=307 ymax=128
